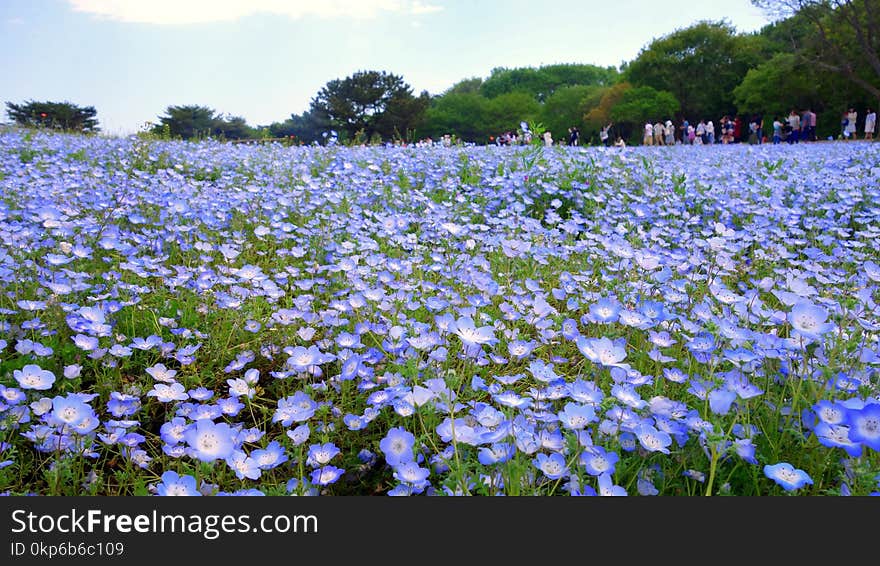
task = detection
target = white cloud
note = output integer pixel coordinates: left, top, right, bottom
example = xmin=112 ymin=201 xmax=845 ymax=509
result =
xmin=67 ymin=0 xmax=443 ymax=25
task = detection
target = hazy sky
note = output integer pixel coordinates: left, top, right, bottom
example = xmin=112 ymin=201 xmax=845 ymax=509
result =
xmin=1 ymin=0 xmax=772 ymax=135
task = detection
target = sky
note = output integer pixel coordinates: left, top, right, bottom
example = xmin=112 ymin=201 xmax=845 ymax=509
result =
xmin=1 ymin=0 xmax=772 ymax=135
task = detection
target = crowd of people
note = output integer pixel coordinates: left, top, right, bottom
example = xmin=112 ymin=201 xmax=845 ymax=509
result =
xmin=626 ymin=107 xmax=877 ymax=147
xmin=411 ymin=107 xmax=876 ymax=149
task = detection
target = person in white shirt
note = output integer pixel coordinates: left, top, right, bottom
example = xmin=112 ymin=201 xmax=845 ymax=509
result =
xmin=664 ymin=120 xmax=675 ymax=145
xmin=543 ymin=131 xmax=553 ymax=147
xmin=653 ymin=121 xmax=665 ymax=145
xmin=643 ymin=122 xmax=654 ymax=146
xmin=706 ymin=120 xmax=715 ymax=144
xmin=846 ymin=108 xmax=857 ymax=140
xmin=864 ymin=108 xmax=876 ymax=140
xmin=600 ymin=123 xmax=612 ymax=146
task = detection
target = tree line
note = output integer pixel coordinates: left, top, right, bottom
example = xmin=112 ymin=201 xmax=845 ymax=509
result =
xmin=6 ymin=1 xmax=879 ymax=145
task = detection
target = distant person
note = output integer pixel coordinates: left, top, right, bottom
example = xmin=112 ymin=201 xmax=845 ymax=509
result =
xmin=687 ymin=122 xmax=696 ymax=145
xmin=772 ymin=117 xmax=782 ymax=144
xmin=846 ymin=108 xmax=858 ymax=140
xmin=733 ymin=116 xmax=743 ymax=142
xmin=696 ymin=120 xmax=706 ymax=144
xmin=841 ymin=111 xmax=851 ymax=140
xmin=679 ymin=119 xmax=690 ymax=144
xmin=600 ymin=123 xmax=612 ymax=147
xmin=653 ymin=120 xmax=665 ymax=145
xmin=614 ymin=137 xmax=626 ymax=147
xmin=664 ymin=119 xmax=675 ymax=145
xmin=568 ymin=126 xmax=580 ymax=146
xmin=706 ymin=119 xmax=715 ymax=144
xmin=543 ymin=130 xmax=553 ymax=147
xmin=643 ymin=121 xmax=654 ymax=146
xmin=864 ymin=108 xmax=875 ymax=140
xmin=804 ymin=108 xmax=816 ymax=142
xmin=787 ymin=110 xmax=801 ymax=144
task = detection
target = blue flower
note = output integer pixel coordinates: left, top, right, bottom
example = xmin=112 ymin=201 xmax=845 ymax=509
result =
xmin=576 ymin=336 xmax=629 ymax=368
xmin=579 ymin=446 xmax=619 ymax=476
xmin=14 ymin=365 xmax=56 ymax=391
xmin=226 ymin=451 xmax=261 ymax=480
xmin=596 ymin=473 xmax=627 ymax=496
xmin=635 ymin=424 xmax=672 ymax=454
xmin=764 ymin=462 xmax=813 ymax=491
xmin=273 ymin=391 xmax=318 ymax=426
xmin=307 ymin=442 xmax=341 ymax=467
xmin=147 ymin=383 xmax=189 ymax=403
xmin=788 ymin=302 xmax=835 ymax=342
xmin=392 ymin=461 xmax=431 ymax=486
xmin=379 ymin=427 xmax=416 ymax=467
xmin=286 ymin=423 xmax=311 ymax=445
xmin=155 ymin=471 xmax=201 ymax=496
xmin=588 ymin=297 xmax=621 ymax=323
xmin=557 ymin=402 xmax=597 ymax=430
xmin=533 ymin=453 xmax=568 ymax=480
xmin=310 ymin=465 xmax=344 ymax=486
xmin=251 ymin=441 xmax=288 ymax=469
xmin=844 ymin=403 xmax=880 ymax=451
xmin=183 ymin=419 xmax=236 ymax=462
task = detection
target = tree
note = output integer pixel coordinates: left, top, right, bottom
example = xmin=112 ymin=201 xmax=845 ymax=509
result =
xmin=153 ymin=105 xmax=256 ymax=140
xmin=625 ymin=21 xmax=771 ymax=119
xmin=585 ymin=82 xmax=632 ymax=132
xmin=211 ymin=115 xmax=256 ymax=140
xmin=421 ymin=93 xmax=488 ymax=142
xmin=5 ymin=100 xmax=99 ymax=132
xmin=610 ymin=86 xmax=680 ymax=142
xmin=481 ymin=64 xmax=618 ymax=101
xmin=540 ymin=85 xmax=604 ymax=142
xmin=483 ymin=92 xmax=541 ymax=136
xmin=443 ymin=77 xmax=484 ymax=96
xmin=753 ymin=1 xmax=880 ymax=101
xmin=155 ymin=105 xmax=218 ymax=139
xmin=267 ymin=110 xmax=330 ymax=144
xmin=309 ymin=70 xmax=428 ymax=142
xmin=734 ymin=53 xmax=822 ymax=118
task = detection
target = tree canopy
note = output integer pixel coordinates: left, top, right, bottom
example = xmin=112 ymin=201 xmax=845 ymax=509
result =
xmin=752 ymin=0 xmax=880 ymax=100
xmin=153 ymin=105 xmax=257 ymax=140
xmin=624 ymin=21 xmax=770 ymax=120
xmin=480 ymin=64 xmax=618 ymax=102
xmin=309 ymin=70 xmax=429 ymax=142
xmin=5 ymin=100 xmax=99 ymax=133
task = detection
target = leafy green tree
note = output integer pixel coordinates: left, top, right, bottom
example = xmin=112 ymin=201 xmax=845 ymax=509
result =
xmin=481 ymin=64 xmax=618 ymax=101
xmin=309 ymin=70 xmax=428 ymax=142
xmin=267 ymin=110 xmax=330 ymax=144
xmin=154 ymin=105 xmax=256 ymax=140
xmin=443 ymin=77 xmax=484 ymax=95
xmin=753 ymin=0 xmax=880 ymax=101
xmin=155 ymin=105 xmax=218 ymax=139
xmin=211 ymin=115 xmax=256 ymax=140
xmin=540 ymin=85 xmax=604 ymax=143
xmin=421 ymin=93 xmax=488 ymax=142
xmin=483 ymin=92 xmax=541 ymax=135
xmin=625 ymin=21 xmax=770 ymax=119
xmin=585 ymin=82 xmax=632 ymax=140
xmin=734 ymin=51 xmax=873 ymax=137
xmin=734 ymin=53 xmax=821 ymax=118
xmin=609 ymin=86 xmax=680 ymax=142
xmin=5 ymin=100 xmax=99 ymax=132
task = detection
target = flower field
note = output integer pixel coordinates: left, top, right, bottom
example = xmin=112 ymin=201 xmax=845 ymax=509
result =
xmin=1 ymin=129 xmax=879 ymax=496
